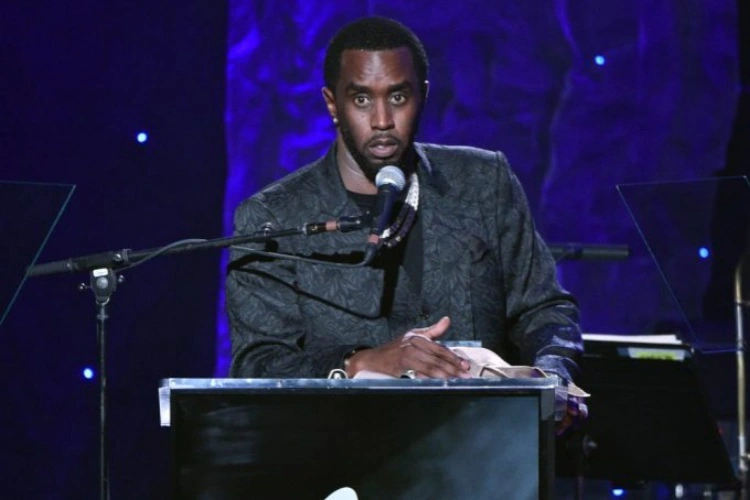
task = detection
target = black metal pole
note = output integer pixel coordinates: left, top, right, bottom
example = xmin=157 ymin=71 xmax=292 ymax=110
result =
xmin=735 ymin=254 xmax=750 ymax=498
xmin=88 ymin=268 xmax=117 ymax=500
xmin=549 ymin=243 xmax=630 ymax=262
xmin=96 ymin=300 xmax=109 ymax=500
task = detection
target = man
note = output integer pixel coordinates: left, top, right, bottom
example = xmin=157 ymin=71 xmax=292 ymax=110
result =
xmin=227 ymin=17 xmax=582 ymax=393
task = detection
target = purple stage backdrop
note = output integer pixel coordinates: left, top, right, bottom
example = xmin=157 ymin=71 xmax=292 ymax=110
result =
xmin=218 ymin=0 xmax=739 ymax=374
xmin=1 ymin=2 xmax=742 ymax=497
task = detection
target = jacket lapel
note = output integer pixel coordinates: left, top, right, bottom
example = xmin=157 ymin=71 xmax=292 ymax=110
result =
xmin=295 ymin=144 xmax=481 ymax=327
xmin=293 ymin=147 xmax=385 ymax=319
xmin=417 ymin=145 xmax=476 ymax=339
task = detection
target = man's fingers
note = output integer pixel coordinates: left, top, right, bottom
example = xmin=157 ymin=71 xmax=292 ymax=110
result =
xmin=393 ymin=316 xmax=475 ymax=378
xmin=410 ymin=337 xmax=469 ymax=371
xmin=409 ymin=316 xmax=451 ymax=339
xmin=420 ymin=361 xmax=471 ymax=379
xmin=556 ymin=398 xmax=589 ymax=436
xmin=569 ymin=397 xmax=588 ymax=419
xmin=404 ymin=316 xmax=467 ymax=369
xmin=401 ymin=343 xmax=470 ymax=379
xmin=414 ymin=341 xmax=468 ymax=369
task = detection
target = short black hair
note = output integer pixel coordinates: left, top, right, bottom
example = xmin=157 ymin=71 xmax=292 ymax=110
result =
xmin=323 ymin=16 xmax=429 ymax=93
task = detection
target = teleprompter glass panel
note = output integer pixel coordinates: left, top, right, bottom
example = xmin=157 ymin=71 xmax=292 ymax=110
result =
xmin=0 ymin=180 xmax=75 ymax=327
xmin=617 ymin=176 xmax=750 ymax=353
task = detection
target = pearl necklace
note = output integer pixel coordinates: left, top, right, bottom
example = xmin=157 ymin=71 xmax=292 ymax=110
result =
xmin=381 ymin=173 xmax=419 ymax=248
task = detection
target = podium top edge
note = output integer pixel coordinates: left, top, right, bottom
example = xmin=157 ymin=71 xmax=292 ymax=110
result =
xmin=159 ymin=377 xmax=557 ymax=391
xmin=157 ymin=378 xmax=557 ymax=427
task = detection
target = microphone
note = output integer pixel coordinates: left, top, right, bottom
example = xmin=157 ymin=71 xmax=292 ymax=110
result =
xmin=362 ymin=165 xmax=406 ymax=264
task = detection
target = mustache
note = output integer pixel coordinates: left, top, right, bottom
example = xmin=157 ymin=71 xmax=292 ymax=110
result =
xmin=366 ymin=135 xmax=402 ymax=147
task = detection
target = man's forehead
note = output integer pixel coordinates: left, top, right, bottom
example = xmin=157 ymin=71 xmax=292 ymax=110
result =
xmin=337 ymin=47 xmax=417 ymax=86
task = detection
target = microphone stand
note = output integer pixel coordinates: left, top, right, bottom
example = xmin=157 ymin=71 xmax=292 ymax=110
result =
xmin=548 ymin=243 xmax=630 ymax=262
xmin=549 ymin=241 xmax=629 ymax=500
xmin=26 ymin=215 xmax=366 ymax=500
xmin=735 ymin=253 xmax=750 ymax=498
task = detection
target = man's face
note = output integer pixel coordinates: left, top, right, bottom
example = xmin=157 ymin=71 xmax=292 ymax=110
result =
xmin=324 ymin=47 xmax=425 ymax=182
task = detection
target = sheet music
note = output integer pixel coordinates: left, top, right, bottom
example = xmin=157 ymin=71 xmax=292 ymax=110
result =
xmin=583 ymin=333 xmax=682 ymax=345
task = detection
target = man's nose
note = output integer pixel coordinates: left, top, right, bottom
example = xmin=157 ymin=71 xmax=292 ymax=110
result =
xmin=371 ymin=100 xmax=394 ymax=130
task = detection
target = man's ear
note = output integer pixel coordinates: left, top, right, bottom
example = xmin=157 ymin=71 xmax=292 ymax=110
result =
xmin=322 ymin=87 xmax=337 ymax=121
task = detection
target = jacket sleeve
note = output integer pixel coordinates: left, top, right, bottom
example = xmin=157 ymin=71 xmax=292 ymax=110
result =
xmin=493 ymin=151 xmax=584 ymax=383
xmin=226 ymin=197 xmax=365 ymax=378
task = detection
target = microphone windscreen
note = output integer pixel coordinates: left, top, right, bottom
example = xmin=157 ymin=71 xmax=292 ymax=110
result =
xmin=375 ymin=166 xmax=406 ymax=192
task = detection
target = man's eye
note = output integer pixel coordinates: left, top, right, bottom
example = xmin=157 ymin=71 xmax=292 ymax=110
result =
xmin=391 ymin=93 xmax=407 ymax=105
xmin=354 ymin=96 xmax=369 ymax=106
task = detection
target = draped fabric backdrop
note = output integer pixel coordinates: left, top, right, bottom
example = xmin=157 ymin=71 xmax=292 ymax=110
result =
xmin=219 ymin=0 xmax=739 ymax=375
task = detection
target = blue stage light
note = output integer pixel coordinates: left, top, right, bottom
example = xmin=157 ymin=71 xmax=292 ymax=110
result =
xmin=595 ymin=55 xmax=606 ymax=66
xmin=698 ymin=247 xmax=710 ymax=259
xmin=136 ymin=132 xmax=148 ymax=143
xmin=83 ymin=367 xmax=94 ymax=379
xmin=612 ymin=488 xmax=625 ymax=497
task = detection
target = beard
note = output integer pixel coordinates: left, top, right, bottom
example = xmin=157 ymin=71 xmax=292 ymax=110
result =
xmin=338 ymin=116 xmax=418 ymax=183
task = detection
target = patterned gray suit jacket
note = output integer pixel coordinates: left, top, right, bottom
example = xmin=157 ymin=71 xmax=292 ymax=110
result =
xmin=227 ymin=143 xmax=583 ymax=381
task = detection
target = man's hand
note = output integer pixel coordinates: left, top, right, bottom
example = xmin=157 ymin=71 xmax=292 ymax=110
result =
xmin=346 ymin=317 xmax=471 ymax=379
xmin=556 ymin=396 xmax=589 ymax=436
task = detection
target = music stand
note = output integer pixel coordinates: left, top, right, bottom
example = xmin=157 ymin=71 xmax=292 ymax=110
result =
xmin=556 ymin=177 xmax=749 ymax=493
xmin=556 ymin=337 xmax=736 ymax=489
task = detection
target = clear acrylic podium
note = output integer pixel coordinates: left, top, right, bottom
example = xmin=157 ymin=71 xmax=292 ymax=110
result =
xmin=159 ymin=377 xmax=557 ymax=499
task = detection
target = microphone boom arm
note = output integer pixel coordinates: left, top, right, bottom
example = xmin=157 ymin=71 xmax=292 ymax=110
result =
xmin=27 ymin=215 xmax=368 ymax=277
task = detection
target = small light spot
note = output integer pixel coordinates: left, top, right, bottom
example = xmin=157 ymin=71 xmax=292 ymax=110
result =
xmin=594 ymin=55 xmax=606 ymax=66
xmin=698 ymin=247 xmax=710 ymax=259
xmin=136 ymin=132 xmax=148 ymax=143
xmin=612 ymin=489 xmax=625 ymax=497
xmin=83 ymin=367 xmax=95 ymax=379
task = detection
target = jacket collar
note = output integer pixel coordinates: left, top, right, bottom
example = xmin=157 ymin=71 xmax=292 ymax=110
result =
xmin=315 ymin=142 xmax=448 ymax=218
xmin=293 ymin=143 xmax=450 ymax=318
